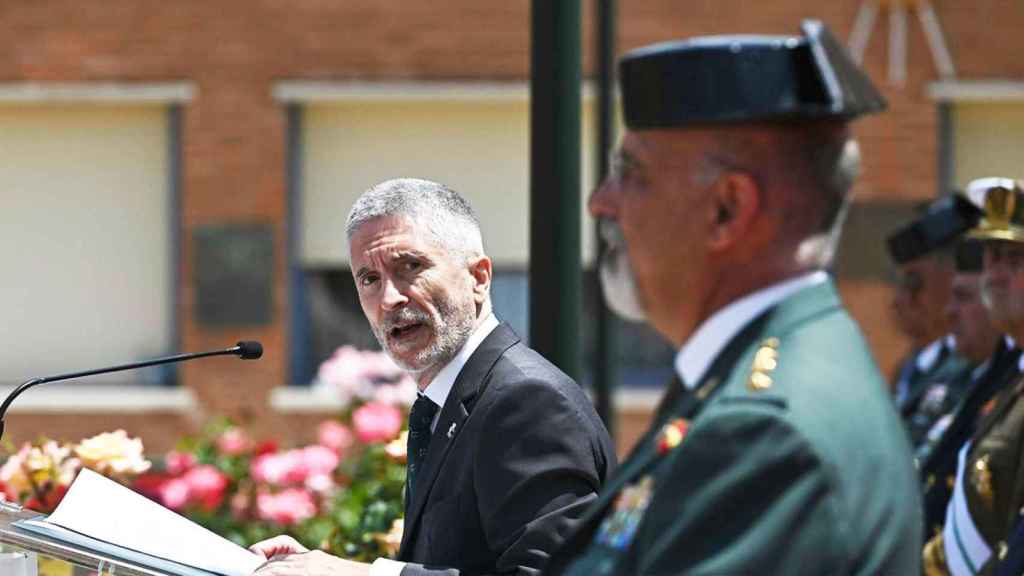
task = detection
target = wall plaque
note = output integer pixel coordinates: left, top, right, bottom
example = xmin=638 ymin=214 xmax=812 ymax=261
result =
xmin=193 ymin=223 xmax=274 ymax=327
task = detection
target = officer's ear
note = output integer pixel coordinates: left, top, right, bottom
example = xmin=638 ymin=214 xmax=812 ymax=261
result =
xmin=707 ymin=171 xmax=761 ymax=251
xmin=467 ymin=253 xmax=492 ymax=305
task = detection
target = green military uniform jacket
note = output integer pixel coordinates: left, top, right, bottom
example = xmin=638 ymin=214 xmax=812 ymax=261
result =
xmin=545 ymin=280 xmax=922 ymax=575
xmin=925 ymin=371 xmax=1024 ymax=575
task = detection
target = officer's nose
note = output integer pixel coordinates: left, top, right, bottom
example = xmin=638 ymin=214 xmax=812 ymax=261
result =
xmin=380 ymin=278 xmax=408 ymax=311
xmin=588 ymin=178 xmax=618 ymax=219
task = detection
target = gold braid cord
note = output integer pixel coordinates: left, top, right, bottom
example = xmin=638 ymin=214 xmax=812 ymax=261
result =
xmin=923 ymin=532 xmax=951 ymax=576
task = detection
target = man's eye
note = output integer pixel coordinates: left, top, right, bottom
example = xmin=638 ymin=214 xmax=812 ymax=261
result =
xmin=359 ymin=275 xmax=379 ymax=287
xmin=404 ymin=260 xmax=422 ymax=272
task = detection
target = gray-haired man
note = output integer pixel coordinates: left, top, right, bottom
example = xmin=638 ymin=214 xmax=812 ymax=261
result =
xmin=252 ymin=178 xmax=615 ymax=576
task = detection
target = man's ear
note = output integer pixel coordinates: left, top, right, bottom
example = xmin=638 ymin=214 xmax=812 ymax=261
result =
xmin=707 ymin=171 xmax=761 ymax=251
xmin=468 ymin=254 xmax=493 ymax=304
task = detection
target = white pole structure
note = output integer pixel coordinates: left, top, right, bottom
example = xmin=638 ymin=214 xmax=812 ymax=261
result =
xmin=849 ymin=0 xmax=880 ymax=64
xmin=848 ymin=0 xmax=957 ymax=86
xmin=889 ymin=1 xmax=908 ymax=86
xmin=917 ymin=0 xmax=957 ymax=79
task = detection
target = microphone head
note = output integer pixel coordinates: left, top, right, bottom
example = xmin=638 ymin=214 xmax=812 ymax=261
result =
xmin=236 ymin=341 xmax=263 ymax=360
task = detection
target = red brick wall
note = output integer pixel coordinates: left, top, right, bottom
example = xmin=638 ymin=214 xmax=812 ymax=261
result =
xmin=1 ymin=0 xmax=1022 ymax=454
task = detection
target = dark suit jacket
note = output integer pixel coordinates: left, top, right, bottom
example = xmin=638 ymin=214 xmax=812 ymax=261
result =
xmin=397 ymin=323 xmax=616 ymax=576
xmin=545 ymin=280 xmax=922 ymax=575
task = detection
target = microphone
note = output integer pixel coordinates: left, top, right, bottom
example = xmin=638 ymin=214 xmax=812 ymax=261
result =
xmin=0 ymin=341 xmax=263 ymax=441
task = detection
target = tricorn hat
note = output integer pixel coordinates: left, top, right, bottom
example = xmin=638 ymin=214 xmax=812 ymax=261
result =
xmin=619 ymin=20 xmax=886 ymax=129
xmin=966 ymin=177 xmax=1024 ymax=243
xmin=886 ymin=195 xmax=983 ymax=265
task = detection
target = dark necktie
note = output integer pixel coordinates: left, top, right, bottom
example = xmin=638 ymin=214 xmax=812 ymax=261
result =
xmin=405 ymin=394 xmax=439 ymax=506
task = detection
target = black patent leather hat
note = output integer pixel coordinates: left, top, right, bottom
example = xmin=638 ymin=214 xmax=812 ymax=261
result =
xmin=619 ymin=20 xmax=887 ymax=129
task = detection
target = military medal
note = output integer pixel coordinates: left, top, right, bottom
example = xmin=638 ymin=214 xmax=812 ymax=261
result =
xmin=657 ymin=418 xmax=688 ymax=454
xmin=595 ymin=475 xmax=655 ymax=550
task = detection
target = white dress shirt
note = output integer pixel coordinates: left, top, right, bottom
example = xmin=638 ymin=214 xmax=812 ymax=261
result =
xmin=371 ymin=313 xmax=500 ymax=576
xmin=674 ymin=271 xmax=829 ymax=389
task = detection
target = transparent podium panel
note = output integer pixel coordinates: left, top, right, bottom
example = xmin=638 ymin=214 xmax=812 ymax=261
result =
xmin=0 ymin=503 xmax=175 ymax=576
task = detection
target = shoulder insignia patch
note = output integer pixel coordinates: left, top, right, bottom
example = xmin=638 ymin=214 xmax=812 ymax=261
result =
xmin=748 ymin=337 xmax=780 ymax=392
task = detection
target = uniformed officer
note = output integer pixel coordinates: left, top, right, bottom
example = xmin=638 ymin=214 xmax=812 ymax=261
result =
xmin=918 ymin=182 xmax=1023 ymax=541
xmin=923 ymin=178 xmax=1024 ymax=576
xmin=544 ymin=20 xmax=921 ymax=575
xmin=887 ymin=196 xmax=982 ymax=415
xmin=906 ymin=237 xmax=995 ymax=451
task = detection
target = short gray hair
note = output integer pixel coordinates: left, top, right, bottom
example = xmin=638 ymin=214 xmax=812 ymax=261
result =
xmin=346 ymin=178 xmax=485 ymax=259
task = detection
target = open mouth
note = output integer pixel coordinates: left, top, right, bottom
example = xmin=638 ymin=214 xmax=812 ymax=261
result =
xmin=389 ymin=322 xmax=426 ymax=342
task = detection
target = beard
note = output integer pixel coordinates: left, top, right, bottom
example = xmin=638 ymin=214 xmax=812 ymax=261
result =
xmin=597 ymin=219 xmax=647 ymax=323
xmin=371 ymin=294 xmax=477 ymax=376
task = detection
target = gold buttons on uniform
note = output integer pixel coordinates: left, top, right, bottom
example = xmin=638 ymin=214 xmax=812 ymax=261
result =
xmin=748 ymin=338 xmax=779 ymax=391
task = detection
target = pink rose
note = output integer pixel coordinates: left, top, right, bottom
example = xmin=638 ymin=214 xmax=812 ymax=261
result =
xmin=250 ymin=446 xmax=339 ymax=487
xmin=352 ymin=402 xmax=404 ymax=444
xmin=299 ymin=445 xmax=340 ymax=476
xmin=165 ymin=451 xmax=196 ymax=476
xmin=374 ymin=375 xmax=418 ymax=407
xmin=317 ymin=420 xmax=355 ymax=455
xmin=216 ymin=428 xmax=251 ymax=456
xmin=251 ymin=451 xmax=297 ymax=485
xmin=305 ymin=473 xmax=335 ymax=495
xmin=182 ymin=465 xmax=229 ymax=511
xmin=158 ymin=477 xmax=191 ymax=510
xmin=256 ymin=488 xmax=317 ymax=526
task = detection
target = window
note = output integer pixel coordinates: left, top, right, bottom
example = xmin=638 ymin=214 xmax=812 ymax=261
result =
xmin=0 ymin=102 xmax=179 ymax=386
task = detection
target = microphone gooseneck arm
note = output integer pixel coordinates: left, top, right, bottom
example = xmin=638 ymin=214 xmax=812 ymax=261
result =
xmin=0 ymin=341 xmax=263 ymax=441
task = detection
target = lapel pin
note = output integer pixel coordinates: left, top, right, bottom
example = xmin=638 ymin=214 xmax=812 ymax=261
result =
xmin=447 ymin=422 xmax=457 ymax=439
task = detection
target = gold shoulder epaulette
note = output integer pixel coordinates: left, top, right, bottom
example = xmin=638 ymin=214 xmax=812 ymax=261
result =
xmin=748 ymin=337 xmax=780 ymax=392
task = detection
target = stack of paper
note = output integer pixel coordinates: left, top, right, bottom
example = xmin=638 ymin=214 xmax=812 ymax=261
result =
xmin=14 ymin=468 xmax=265 ymax=576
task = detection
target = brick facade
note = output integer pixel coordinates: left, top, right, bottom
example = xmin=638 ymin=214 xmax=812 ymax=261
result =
xmin=2 ymin=0 xmax=1022 ymax=454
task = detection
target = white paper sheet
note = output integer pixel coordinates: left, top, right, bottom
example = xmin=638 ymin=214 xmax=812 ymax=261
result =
xmin=44 ymin=468 xmax=264 ymax=576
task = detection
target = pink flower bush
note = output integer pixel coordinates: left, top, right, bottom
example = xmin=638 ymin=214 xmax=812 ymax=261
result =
xmin=158 ymin=477 xmax=191 ymax=511
xmin=182 ymin=465 xmax=229 ymax=511
xmin=315 ymin=346 xmax=416 ymax=409
xmin=256 ymin=488 xmax=317 ymax=526
xmin=156 ymin=465 xmax=229 ymax=511
xmin=216 ymin=428 xmax=251 ymax=456
xmin=250 ymin=445 xmax=340 ymax=487
xmin=165 ymin=451 xmax=197 ymax=476
xmin=317 ymin=420 xmax=354 ymax=455
xmin=353 ymin=402 xmax=404 ymax=444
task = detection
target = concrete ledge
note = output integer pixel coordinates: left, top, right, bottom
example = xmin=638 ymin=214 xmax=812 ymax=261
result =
xmin=0 ymin=385 xmax=197 ymax=413
xmin=0 ymin=82 xmax=196 ymax=104
xmin=272 ymin=80 xmax=600 ymax=103
xmin=270 ymin=385 xmax=663 ymax=413
xmin=928 ymin=80 xmax=1024 ymax=102
xmin=270 ymin=387 xmax=345 ymax=412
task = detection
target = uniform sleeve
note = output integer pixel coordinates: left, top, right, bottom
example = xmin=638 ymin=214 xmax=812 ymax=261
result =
xmin=633 ymin=404 xmax=845 ymax=575
xmin=469 ymin=377 xmax=610 ymax=576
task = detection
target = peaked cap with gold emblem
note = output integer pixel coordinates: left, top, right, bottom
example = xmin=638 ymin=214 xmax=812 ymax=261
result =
xmin=966 ymin=177 xmax=1024 ymax=243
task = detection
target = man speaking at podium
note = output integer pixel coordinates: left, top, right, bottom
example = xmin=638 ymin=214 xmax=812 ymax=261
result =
xmin=251 ymin=178 xmax=615 ymax=576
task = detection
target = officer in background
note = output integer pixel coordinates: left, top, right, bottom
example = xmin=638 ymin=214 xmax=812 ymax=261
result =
xmin=907 ymin=238 xmax=996 ymax=451
xmin=887 ymin=196 xmax=981 ymax=413
xmin=919 ymin=182 xmax=1023 ymax=542
xmin=924 ymin=178 xmax=1024 ymax=576
xmin=544 ymin=20 xmax=921 ymax=575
